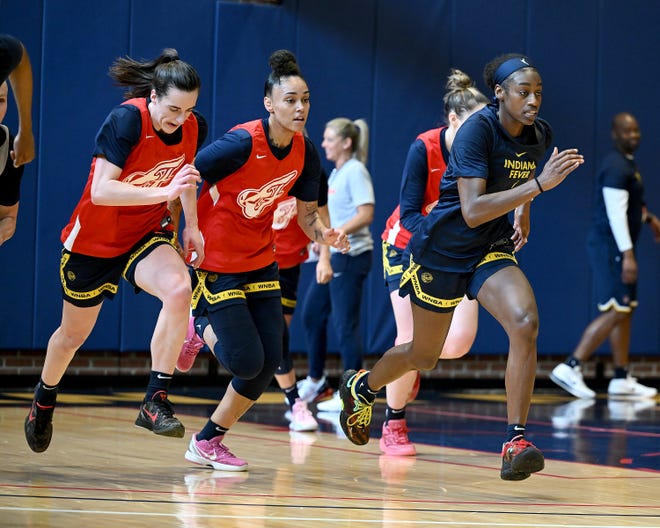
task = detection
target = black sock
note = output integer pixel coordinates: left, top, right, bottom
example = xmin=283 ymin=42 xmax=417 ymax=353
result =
xmin=566 ymin=356 xmax=580 ymax=368
xmin=356 ymin=372 xmax=377 ymax=403
xmin=385 ymin=406 xmax=406 ymax=424
xmin=506 ymin=424 xmax=525 ymax=441
xmin=35 ymin=379 xmax=58 ymax=406
xmin=613 ymin=367 xmax=628 ymax=379
xmin=197 ymin=420 xmax=228 ymax=441
xmin=145 ymin=371 xmax=172 ymax=401
xmin=283 ymin=383 xmax=299 ymax=407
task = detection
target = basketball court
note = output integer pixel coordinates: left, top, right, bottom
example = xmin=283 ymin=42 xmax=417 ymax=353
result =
xmin=1 ymin=387 xmax=658 ymax=527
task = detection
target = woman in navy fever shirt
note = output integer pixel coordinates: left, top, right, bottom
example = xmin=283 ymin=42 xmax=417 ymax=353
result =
xmin=338 ymin=53 xmax=584 ymax=483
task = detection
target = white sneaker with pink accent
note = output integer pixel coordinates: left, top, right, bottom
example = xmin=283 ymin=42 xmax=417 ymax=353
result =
xmin=288 ymin=398 xmax=318 ymax=432
xmin=185 ymin=434 xmax=248 ymax=471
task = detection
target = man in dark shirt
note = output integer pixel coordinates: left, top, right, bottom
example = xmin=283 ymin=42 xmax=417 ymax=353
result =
xmin=551 ymin=113 xmax=660 ymax=401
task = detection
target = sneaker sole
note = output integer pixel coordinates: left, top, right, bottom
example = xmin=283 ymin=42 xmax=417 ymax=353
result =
xmin=24 ymin=419 xmax=53 ymax=453
xmin=184 ymin=449 xmax=248 ymax=471
xmin=289 ymin=422 xmax=319 ymax=432
xmin=608 ymin=392 xmax=658 ymax=400
xmin=511 ymin=450 xmax=544 ymax=476
xmin=501 ymin=468 xmax=532 ymax=481
xmin=379 ymin=437 xmax=416 ymax=456
xmin=549 ymin=373 xmax=595 ymax=399
xmin=135 ymin=417 xmax=185 ymax=438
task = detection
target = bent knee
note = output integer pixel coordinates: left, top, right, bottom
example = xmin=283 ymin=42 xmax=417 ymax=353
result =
xmin=54 ymin=329 xmax=88 ymax=353
xmin=163 ymin=280 xmax=193 ymax=309
xmin=439 ymin=344 xmax=471 ymax=360
xmin=219 ymin=352 xmax=263 ymax=380
xmin=408 ymin=344 xmax=440 ymax=371
xmin=509 ymin=310 xmax=539 ymax=341
xmin=213 ymin=340 xmax=265 ymax=380
xmin=440 ymin=331 xmax=475 ymax=359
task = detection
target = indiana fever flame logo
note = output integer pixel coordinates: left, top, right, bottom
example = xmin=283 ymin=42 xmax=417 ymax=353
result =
xmin=237 ymin=170 xmax=298 ymax=218
xmin=123 ymin=155 xmax=186 ymax=187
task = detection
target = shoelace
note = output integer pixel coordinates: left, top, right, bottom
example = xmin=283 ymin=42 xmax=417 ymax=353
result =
xmin=152 ymin=398 xmax=176 ymax=418
xmin=507 ymin=436 xmax=533 ymax=455
xmin=389 ymin=423 xmax=409 ymax=443
xmin=346 ymin=397 xmax=372 ymax=427
xmin=182 ymin=338 xmax=203 ymax=356
xmin=207 ymin=438 xmax=234 ymax=458
xmin=294 ymin=404 xmax=313 ymax=420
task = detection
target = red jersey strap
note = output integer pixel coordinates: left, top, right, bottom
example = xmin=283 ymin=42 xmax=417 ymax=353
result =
xmin=381 ymin=127 xmax=447 ymax=248
xmin=417 ymin=127 xmax=445 ymax=213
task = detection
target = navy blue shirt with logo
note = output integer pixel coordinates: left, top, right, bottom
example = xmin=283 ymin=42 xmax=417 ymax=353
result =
xmin=408 ymin=104 xmax=552 ymax=272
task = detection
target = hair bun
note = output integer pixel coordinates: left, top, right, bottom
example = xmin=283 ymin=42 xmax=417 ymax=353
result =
xmin=160 ymin=48 xmax=180 ymax=64
xmin=269 ymin=49 xmax=301 ymax=77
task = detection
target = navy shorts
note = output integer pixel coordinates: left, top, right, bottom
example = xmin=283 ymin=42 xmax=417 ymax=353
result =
xmin=190 ymin=261 xmax=281 ymax=315
xmin=59 ymin=231 xmax=176 ymax=307
xmin=399 ymin=239 xmax=518 ymax=313
xmin=587 ymin=234 xmax=637 ymax=312
xmin=278 ymin=264 xmax=301 ymax=315
xmin=382 ymin=241 xmax=406 ymax=293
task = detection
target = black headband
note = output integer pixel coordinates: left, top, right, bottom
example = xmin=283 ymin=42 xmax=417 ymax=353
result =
xmin=493 ymin=57 xmax=533 ymax=87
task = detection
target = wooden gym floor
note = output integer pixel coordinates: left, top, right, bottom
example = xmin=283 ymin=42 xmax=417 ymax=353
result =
xmin=0 ymin=386 xmax=658 ymax=527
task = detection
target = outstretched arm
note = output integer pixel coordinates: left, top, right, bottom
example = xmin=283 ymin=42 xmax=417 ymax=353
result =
xmin=296 ymin=199 xmax=350 ymax=253
xmin=8 ymin=43 xmax=35 ymax=167
xmin=459 ymin=147 xmax=584 ymax=228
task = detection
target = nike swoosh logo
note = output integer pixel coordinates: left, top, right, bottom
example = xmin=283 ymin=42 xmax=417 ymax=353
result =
xmin=28 ymin=402 xmax=53 ymax=422
xmin=256 ymin=154 xmax=267 ymax=159
xmin=515 ymin=152 xmax=526 ymax=157
xmin=430 ymin=168 xmax=442 ymax=172
xmin=146 ymin=135 xmax=155 ymax=139
xmin=157 ymin=374 xmax=172 ymax=380
xmin=144 ymin=408 xmax=159 ymax=421
xmin=513 ymin=426 xmax=525 ymax=431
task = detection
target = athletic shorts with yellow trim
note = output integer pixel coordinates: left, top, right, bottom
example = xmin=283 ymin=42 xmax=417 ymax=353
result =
xmin=191 ymin=261 xmax=281 ymax=315
xmin=586 ymin=234 xmax=637 ymax=313
xmin=59 ymin=231 xmax=176 ymax=308
xmin=399 ymin=239 xmax=518 ymax=313
xmin=278 ymin=264 xmax=301 ymax=315
xmin=382 ymin=241 xmax=406 ymax=293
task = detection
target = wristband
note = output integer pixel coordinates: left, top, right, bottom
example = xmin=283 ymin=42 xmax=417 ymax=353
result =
xmin=534 ymin=177 xmax=544 ymax=193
